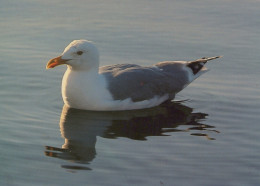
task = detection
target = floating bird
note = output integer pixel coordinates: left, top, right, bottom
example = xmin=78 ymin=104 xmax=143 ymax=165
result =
xmin=46 ymin=40 xmax=221 ymax=111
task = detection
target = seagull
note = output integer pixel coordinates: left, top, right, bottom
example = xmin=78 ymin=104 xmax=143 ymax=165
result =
xmin=46 ymin=40 xmax=221 ymax=111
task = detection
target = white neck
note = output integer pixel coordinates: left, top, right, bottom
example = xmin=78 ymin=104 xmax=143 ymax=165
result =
xmin=68 ymin=62 xmax=99 ymax=72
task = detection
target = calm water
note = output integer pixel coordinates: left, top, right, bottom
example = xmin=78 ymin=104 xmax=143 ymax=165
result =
xmin=1 ymin=0 xmax=260 ymax=185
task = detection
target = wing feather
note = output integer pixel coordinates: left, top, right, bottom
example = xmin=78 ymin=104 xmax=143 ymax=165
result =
xmin=100 ymin=63 xmax=189 ymax=102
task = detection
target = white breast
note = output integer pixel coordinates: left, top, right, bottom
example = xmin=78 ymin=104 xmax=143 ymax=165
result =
xmin=61 ymin=68 xmax=114 ymax=110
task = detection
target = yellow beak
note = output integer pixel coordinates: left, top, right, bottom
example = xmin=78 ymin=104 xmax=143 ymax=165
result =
xmin=46 ymin=56 xmax=69 ymax=69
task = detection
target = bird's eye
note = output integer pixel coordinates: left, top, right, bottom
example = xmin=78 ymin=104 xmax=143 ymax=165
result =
xmin=77 ymin=51 xmax=83 ymax=55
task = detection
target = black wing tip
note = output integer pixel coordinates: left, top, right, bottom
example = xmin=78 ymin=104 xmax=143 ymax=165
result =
xmin=187 ymin=62 xmax=204 ymax=74
xmin=187 ymin=56 xmax=222 ymax=75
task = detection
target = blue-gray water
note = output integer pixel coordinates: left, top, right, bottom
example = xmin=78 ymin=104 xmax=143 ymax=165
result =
xmin=1 ymin=0 xmax=260 ymax=185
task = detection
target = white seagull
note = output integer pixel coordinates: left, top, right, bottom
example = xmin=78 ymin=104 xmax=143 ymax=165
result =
xmin=46 ymin=40 xmax=221 ymax=111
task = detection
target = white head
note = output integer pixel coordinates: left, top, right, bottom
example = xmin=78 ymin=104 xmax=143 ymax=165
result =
xmin=46 ymin=40 xmax=99 ymax=71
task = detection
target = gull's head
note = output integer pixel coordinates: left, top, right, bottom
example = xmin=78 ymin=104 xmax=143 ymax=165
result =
xmin=46 ymin=40 xmax=99 ymax=71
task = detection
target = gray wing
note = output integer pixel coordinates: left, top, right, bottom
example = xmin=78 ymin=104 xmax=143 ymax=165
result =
xmin=99 ymin=63 xmax=189 ymax=102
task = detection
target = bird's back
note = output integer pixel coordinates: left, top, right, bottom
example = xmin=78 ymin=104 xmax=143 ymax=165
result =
xmin=100 ymin=62 xmax=190 ymax=102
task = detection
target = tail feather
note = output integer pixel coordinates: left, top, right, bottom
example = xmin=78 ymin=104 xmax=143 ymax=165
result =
xmin=191 ymin=56 xmax=222 ymax=63
xmin=187 ymin=56 xmax=222 ymax=75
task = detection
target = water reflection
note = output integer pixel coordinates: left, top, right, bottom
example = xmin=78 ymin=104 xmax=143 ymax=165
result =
xmin=45 ymin=102 xmax=218 ymax=170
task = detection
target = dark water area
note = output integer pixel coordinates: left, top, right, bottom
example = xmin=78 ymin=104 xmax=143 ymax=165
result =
xmin=45 ymin=103 xmax=213 ymax=168
xmin=1 ymin=0 xmax=260 ymax=185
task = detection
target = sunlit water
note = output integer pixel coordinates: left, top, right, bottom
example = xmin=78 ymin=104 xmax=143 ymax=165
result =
xmin=1 ymin=0 xmax=260 ymax=185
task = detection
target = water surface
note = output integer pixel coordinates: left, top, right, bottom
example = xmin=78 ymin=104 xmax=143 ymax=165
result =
xmin=1 ymin=0 xmax=260 ymax=185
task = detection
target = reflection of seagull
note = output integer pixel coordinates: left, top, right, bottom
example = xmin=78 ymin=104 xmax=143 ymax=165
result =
xmin=45 ymin=103 xmax=218 ymax=170
xmin=46 ymin=40 xmax=221 ymax=111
